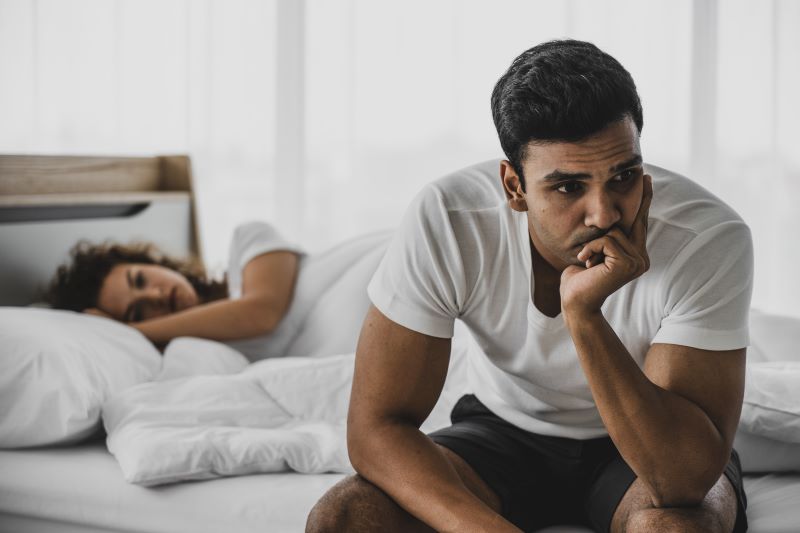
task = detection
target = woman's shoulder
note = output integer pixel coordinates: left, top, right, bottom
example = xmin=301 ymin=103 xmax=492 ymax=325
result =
xmin=232 ymin=220 xmax=282 ymax=243
xmin=229 ymin=221 xmax=303 ymax=270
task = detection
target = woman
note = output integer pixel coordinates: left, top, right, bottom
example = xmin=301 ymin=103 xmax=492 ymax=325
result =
xmin=46 ymin=221 xmax=392 ymax=361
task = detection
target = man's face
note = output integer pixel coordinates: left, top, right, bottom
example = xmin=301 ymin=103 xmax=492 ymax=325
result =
xmin=501 ymin=116 xmax=645 ymax=272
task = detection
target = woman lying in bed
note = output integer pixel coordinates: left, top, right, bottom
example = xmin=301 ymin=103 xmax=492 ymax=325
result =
xmin=45 ymin=222 xmax=390 ymax=360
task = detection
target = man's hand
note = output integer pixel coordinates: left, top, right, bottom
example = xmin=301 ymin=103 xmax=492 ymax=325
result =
xmin=560 ymin=175 xmax=653 ymax=314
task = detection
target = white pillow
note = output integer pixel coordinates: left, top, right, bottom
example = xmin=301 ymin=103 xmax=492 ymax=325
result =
xmin=735 ymin=429 xmax=800 ymax=473
xmin=158 ymin=337 xmax=250 ymax=381
xmin=733 ymin=310 xmax=800 ymax=472
xmin=0 ymin=307 xmax=162 ymax=447
xmin=740 ymin=362 xmax=800 ymax=443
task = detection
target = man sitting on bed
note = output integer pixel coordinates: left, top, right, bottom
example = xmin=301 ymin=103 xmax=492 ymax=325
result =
xmin=307 ymin=39 xmax=752 ymax=533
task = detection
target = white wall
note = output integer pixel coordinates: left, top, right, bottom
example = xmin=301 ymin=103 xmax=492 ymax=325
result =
xmin=1 ymin=0 xmax=799 ymax=317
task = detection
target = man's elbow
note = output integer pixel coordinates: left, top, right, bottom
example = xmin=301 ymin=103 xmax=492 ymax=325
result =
xmin=346 ymin=420 xmax=376 ymax=475
xmin=648 ymin=459 xmax=727 ymax=508
xmin=649 ymin=483 xmax=709 ymax=508
xmin=346 ymin=414 xmax=407 ymax=476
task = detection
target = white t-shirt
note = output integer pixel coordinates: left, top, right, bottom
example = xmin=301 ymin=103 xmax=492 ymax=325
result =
xmin=225 ymin=221 xmax=392 ymax=361
xmin=367 ymin=159 xmax=753 ymax=439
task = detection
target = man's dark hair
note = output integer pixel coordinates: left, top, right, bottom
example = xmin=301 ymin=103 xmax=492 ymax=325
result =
xmin=491 ymin=39 xmax=643 ymax=189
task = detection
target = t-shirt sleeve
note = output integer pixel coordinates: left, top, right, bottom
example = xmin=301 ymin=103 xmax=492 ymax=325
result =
xmin=652 ymin=220 xmax=753 ymax=350
xmin=227 ymin=221 xmax=304 ymax=299
xmin=367 ymin=185 xmax=467 ymax=338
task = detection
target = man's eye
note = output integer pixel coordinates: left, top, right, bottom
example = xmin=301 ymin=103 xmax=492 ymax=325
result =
xmin=135 ymin=272 xmax=146 ymax=288
xmin=613 ymin=169 xmax=636 ymax=183
xmin=556 ymin=181 xmax=582 ymax=194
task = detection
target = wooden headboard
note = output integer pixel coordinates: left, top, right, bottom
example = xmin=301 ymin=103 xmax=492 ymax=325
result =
xmin=0 ymin=154 xmax=202 ymax=306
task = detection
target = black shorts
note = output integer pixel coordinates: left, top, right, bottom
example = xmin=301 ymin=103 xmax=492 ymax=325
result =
xmin=429 ymin=394 xmax=748 ymax=533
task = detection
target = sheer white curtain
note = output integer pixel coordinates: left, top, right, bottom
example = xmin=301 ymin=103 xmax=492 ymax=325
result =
xmin=303 ymin=0 xmax=800 ymax=318
xmin=1 ymin=0 xmax=798 ymax=316
xmin=303 ymin=0 xmax=695 ymax=246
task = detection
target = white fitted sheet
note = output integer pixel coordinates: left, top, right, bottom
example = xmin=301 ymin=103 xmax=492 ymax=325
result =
xmin=1 ymin=443 xmax=798 ymax=533
xmin=0 ymin=442 xmax=344 ymax=533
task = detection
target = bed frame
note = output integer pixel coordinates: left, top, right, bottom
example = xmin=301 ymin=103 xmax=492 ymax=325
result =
xmin=0 ymin=154 xmax=201 ymax=306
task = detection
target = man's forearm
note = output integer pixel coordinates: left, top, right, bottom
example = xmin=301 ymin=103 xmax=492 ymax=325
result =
xmin=564 ymin=309 xmax=728 ymax=506
xmin=348 ymin=420 xmax=519 ymax=533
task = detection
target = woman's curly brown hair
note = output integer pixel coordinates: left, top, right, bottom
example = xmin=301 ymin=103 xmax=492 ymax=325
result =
xmin=43 ymin=241 xmax=228 ymax=312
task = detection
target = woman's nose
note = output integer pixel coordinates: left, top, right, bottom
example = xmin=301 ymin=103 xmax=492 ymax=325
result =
xmin=142 ymin=286 xmax=167 ymax=304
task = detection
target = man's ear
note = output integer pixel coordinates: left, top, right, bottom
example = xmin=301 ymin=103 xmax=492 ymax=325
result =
xmin=500 ymin=160 xmax=528 ymax=212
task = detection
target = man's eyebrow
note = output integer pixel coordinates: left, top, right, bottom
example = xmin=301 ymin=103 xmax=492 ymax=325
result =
xmin=540 ymin=154 xmax=644 ymax=182
xmin=610 ymin=154 xmax=643 ymax=173
xmin=540 ymin=169 xmax=592 ymax=182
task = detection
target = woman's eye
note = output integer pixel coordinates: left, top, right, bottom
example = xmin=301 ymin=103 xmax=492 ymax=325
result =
xmin=556 ymin=181 xmax=582 ymax=194
xmin=135 ymin=272 xmax=146 ymax=288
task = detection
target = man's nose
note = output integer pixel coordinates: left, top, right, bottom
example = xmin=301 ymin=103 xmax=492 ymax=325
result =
xmin=584 ymin=191 xmax=621 ymax=230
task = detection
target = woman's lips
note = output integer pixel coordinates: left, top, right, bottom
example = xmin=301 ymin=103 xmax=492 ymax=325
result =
xmin=170 ymin=287 xmax=178 ymax=312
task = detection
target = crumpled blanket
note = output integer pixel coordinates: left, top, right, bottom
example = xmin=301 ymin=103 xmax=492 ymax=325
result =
xmin=104 ymin=314 xmax=800 ymax=486
xmin=103 ymin=335 xmax=470 ymax=486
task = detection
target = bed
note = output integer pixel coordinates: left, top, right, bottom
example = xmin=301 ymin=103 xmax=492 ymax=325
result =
xmin=1 ymin=155 xmax=799 ymax=533
xmin=2 ymin=443 xmax=799 ymax=533
xmin=0 ymin=442 xmax=341 ymax=533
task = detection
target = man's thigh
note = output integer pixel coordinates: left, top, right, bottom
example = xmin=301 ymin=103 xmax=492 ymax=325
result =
xmin=610 ymin=474 xmax=737 ymax=533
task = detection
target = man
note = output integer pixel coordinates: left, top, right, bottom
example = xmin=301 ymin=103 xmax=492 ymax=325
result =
xmin=307 ymin=39 xmax=752 ymax=533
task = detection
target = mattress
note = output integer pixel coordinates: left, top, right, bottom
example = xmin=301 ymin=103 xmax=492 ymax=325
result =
xmin=0 ymin=442 xmax=345 ymax=533
xmin=1 ymin=443 xmax=798 ymax=533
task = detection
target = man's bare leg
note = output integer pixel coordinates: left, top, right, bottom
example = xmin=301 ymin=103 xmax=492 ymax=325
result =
xmin=306 ymin=445 xmax=502 ymax=532
xmin=611 ymin=474 xmax=738 ymax=533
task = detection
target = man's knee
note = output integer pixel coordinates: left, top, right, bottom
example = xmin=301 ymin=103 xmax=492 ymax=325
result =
xmin=613 ymin=475 xmax=737 ymax=533
xmin=306 ymin=475 xmax=371 ymax=533
xmin=625 ymin=507 xmax=725 ymax=533
xmin=306 ymin=474 xmax=424 ymax=533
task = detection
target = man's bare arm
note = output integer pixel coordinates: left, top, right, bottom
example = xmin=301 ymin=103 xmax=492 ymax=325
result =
xmin=564 ymin=310 xmax=744 ymax=507
xmin=347 ymin=305 xmax=519 ymax=533
xmin=560 ymin=174 xmax=745 ymax=506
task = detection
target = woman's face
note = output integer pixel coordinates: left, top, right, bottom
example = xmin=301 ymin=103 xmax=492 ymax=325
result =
xmin=96 ymin=263 xmax=200 ymax=322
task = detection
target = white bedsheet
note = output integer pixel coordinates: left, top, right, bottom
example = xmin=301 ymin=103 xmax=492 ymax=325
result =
xmin=1 ymin=443 xmax=798 ymax=533
xmin=0 ymin=442 xmax=344 ymax=533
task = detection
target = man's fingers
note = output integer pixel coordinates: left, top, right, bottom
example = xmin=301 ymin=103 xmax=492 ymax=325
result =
xmin=578 ymin=231 xmax=649 ymax=275
xmin=577 ymin=235 xmax=626 ymax=265
xmin=606 ymin=228 xmax=639 ymax=257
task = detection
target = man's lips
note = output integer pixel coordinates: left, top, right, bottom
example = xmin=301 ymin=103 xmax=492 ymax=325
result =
xmin=573 ymin=231 xmax=608 ymax=248
xmin=170 ymin=287 xmax=178 ymax=312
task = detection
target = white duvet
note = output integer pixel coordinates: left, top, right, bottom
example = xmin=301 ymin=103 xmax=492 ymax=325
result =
xmin=104 ymin=314 xmax=800 ymax=486
xmin=103 ymin=333 xmax=470 ymax=486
